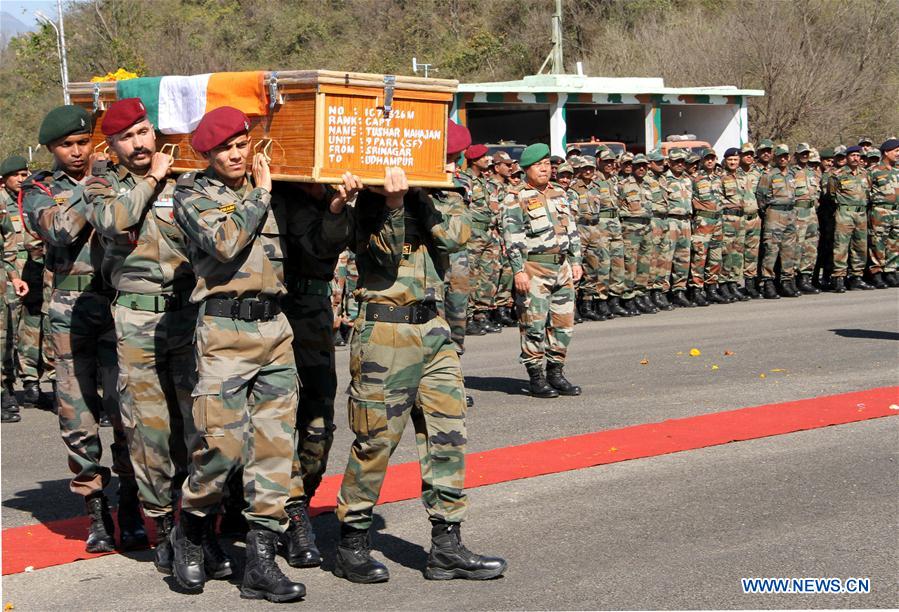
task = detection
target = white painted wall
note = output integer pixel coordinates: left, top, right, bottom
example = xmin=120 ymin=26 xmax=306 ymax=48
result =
xmin=549 ymin=93 xmax=568 ymax=156
xmin=660 ymin=104 xmax=741 ymax=158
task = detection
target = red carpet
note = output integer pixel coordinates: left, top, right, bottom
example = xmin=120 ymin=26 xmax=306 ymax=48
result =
xmin=3 ymin=386 xmax=896 ymax=575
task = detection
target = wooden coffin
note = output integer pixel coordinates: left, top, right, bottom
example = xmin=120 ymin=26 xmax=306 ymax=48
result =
xmin=68 ymin=70 xmax=458 ymax=187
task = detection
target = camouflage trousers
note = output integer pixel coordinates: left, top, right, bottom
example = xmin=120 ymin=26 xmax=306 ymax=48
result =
xmin=1 ymin=300 xmax=20 ymax=386
xmin=494 ymin=254 xmax=514 ymax=309
xmin=831 ymin=207 xmax=868 ymax=278
xmin=285 ymin=291 xmax=337 ymax=503
xmin=50 ymin=289 xmax=134 ymax=496
xmin=333 ymin=250 xmax=360 ymax=324
xmin=650 ymin=216 xmax=673 ymax=291
xmin=868 ymin=206 xmax=899 ymax=274
xmin=579 ymin=218 xmax=625 ymax=300
xmin=336 ymin=307 xmax=467 ymax=530
xmin=621 ymin=219 xmax=652 ymax=299
xmin=761 ymin=207 xmax=798 ymax=280
xmin=467 ymin=227 xmax=501 ymax=317
xmin=443 ymin=250 xmax=470 ymax=353
xmin=667 ymin=217 xmax=692 ymax=292
xmin=794 ymin=203 xmax=819 ymax=275
xmin=515 ymin=260 xmax=575 ymax=367
xmin=113 ymin=303 xmax=197 ymax=517
xmin=742 ymin=212 xmax=762 ymax=279
xmin=181 ymin=310 xmax=298 ymax=533
xmin=15 ymin=304 xmax=54 ymax=385
xmin=690 ymin=215 xmax=723 ymax=287
xmin=720 ymin=212 xmax=746 ymax=283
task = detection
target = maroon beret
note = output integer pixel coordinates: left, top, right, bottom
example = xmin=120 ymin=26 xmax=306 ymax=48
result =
xmin=446 ymin=120 xmax=471 ymax=156
xmin=101 ymin=98 xmax=148 ymax=136
xmin=191 ymin=106 xmax=251 ymax=154
xmin=465 ymin=144 xmax=488 ymax=161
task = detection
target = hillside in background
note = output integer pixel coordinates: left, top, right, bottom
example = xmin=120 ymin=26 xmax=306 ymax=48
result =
xmin=1 ymin=0 xmax=896 ymax=164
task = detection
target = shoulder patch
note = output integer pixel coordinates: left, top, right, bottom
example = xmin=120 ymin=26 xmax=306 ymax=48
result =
xmin=176 ymin=172 xmax=196 ymax=187
xmin=85 ymin=176 xmax=112 ymax=189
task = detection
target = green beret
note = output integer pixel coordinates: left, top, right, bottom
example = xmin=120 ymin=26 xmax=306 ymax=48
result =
xmin=519 ymin=143 xmax=551 ymax=168
xmin=757 ymin=139 xmax=774 ymax=150
xmin=647 ymin=150 xmax=664 ymax=162
xmin=774 ymin=143 xmax=790 ymax=156
xmin=819 ymin=147 xmax=835 ymax=159
xmin=39 ymin=105 xmax=92 ymax=146
xmin=0 ymin=155 xmax=29 ymax=177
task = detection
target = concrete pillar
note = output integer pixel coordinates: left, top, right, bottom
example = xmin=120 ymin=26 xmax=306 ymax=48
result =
xmin=644 ymin=102 xmax=662 ymax=153
xmin=738 ymin=97 xmax=749 ymax=143
xmin=549 ymin=93 xmax=568 ymax=156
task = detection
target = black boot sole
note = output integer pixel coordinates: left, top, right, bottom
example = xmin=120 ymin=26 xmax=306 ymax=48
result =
xmin=333 ymin=562 xmax=390 ymax=584
xmin=154 ymin=560 xmax=173 ymax=575
xmin=85 ymin=540 xmax=116 ymax=553
xmin=240 ymin=586 xmax=306 ymax=602
xmin=205 ymin=563 xmax=234 ymax=579
xmin=287 ymin=554 xmax=322 ymax=568
xmin=424 ymin=561 xmax=507 ymax=580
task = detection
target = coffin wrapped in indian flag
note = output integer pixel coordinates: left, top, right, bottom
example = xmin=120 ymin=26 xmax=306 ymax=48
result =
xmin=68 ymin=70 xmax=458 ymax=187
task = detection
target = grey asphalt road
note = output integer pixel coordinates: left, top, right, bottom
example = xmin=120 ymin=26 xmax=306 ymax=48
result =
xmin=1 ymin=288 xmax=897 ymax=609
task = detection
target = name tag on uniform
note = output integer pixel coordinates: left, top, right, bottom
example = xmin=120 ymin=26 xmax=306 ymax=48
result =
xmin=155 ymin=195 xmax=174 ymax=208
xmin=54 ymin=195 xmax=67 ymax=205
xmin=527 ymin=198 xmax=543 ymax=211
xmin=219 ymin=202 xmax=236 ymax=214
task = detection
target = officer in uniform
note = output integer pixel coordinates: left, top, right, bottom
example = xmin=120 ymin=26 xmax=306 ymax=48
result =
xmin=827 ymin=145 xmax=872 ymax=292
xmin=333 ymin=159 xmax=505 ymax=582
xmin=662 ymin=149 xmax=694 ymax=307
xmin=170 ymin=106 xmax=304 ymax=602
xmin=617 ymin=154 xmax=657 ymax=314
xmin=791 ymin=143 xmax=822 ymax=294
xmin=501 ymin=143 xmax=583 ymax=398
xmin=22 ymin=105 xmax=140 ymax=553
xmin=756 ymin=144 xmax=801 ymax=298
xmin=1 ymin=186 xmax=28 ymax=422
xmin=866 ymin=139 xmax=899 ymax=287
xmin=738 ymin=143 xmax=762 ymax=298
xmin=85 ymin=98 xmax=197 ymax=569
xmin=690 ymin=148 xmax=727 ymax=305
xmin=646 ymin=151 xmax=674 ymax=310
xmin=567 ymin=155 xmax=603 ymax=321
xmin=719 ymin=148 xmax=750 ymax=301
xmin=488 ymin=151 xmax=516 ymax=327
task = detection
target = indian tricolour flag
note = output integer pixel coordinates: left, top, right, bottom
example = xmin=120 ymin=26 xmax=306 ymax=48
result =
xmin=116 ymin=71 xmax=267 ymax=134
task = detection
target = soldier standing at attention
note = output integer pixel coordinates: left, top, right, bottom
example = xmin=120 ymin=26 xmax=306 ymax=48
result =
xmin=617 ymin=154 xmax=657 ymax=314
xmin=866 ymin=139 xmax=899 ymax=288
xmin=738 ymin=143 xmax=762 ymax=298
xmin=333 ymin=161 xmax=505 ymax=583
xmin=489 ymin=151 xmax=517 ymax=328
xmin=502 ymin=144 xmax=583 ymax=398
xmin=280 ymin=175 xmax=357 ymax=569
xmin=756 ymin=144 xmax=800 ymax=299
xmin=22 ymin=105 xmax=141 ymax=553
xmin=719 ymin=148 xmax=749 ymax=301
xmin=646 ymin=151 xmax=674 ymax=310
xmin=567 ymin=155 xmax=603 ymax=321
xmin=755 ymin=139 xmax=775 ymax=172
xmin=662 ymin=149 xmax=694 ymax=308
xmin=690 ymin=148 xmax=727 ymax=306
xmin=170 ymin=107 xmax=304 ymax=602
xmin=791 ymin=143 xmax=822 ymax=294
xmin=85 ymin=98 xmax=199 ymax=572
xmin=827 ymin=145 xmax=873 ymax=292
xmin=1 ymin=188 xmax=28 ymax=423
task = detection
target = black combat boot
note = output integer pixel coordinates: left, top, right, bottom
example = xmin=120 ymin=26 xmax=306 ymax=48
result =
xmin=869 ymin=273 xmax=888 ymax=289
xmin=153 ymin=513 xmax=175 ymax=574
xmin=495 ymin=307 xmax=517 ymax=327
xmin=831 ymin=277 xmax=846 ymax=293
xmin=99 ymin=413 xmax=112 ymax=427
xmin=465 ymin=318 xmax=486 ymax=336
xmin=333 ymin=328 xmax=346 ymax=347
xmin=573 ymin=305 xmax=582 ymax=324
xmin=780 ymin=278 xmax=801 ymax=298
xmin=117 ymin=480 xmax=149 ymax=550
xmin=525 ymin=363 xmax=559 ymax=398
xmin=2 ymin=382 xmax=19 ymax=415
xmin=170 ymin=511 xmax=206 ymax=591
xmin=691 ymin=287 xmax=709 ymax=307
xmin=1 ymin=406 xmax=20 ymax=423
xmin=578 ymin=299 xmax=599 ymax=322
xmin=481 ymin=315 xmax=501 ymax=334
xmin=608 ymin=296 xmax=631 ymax=317
xmin=622 ymin=298 xmax=641 ymax=316
xmin=241 ymin=529 xmax=306 ymax=602
xmin=705 ymin=285 xmax=725 ymax=304
xmin=333 ymin=525 xmax=390 ymax=584
xmin=85 ymin=493 xmax=115 ymax=553
xmin=593 ymin=299 xmax=610 ymax=321
xmin=466 ymin=395 xmax=474 ymax=408
xmin=22 ymin=382 xmax=40 ymax=406
xmin=651 ymin=289 xmax=673 ymax=311
xmin=717 ymin=283 xmax=736 ymax=303
xmin=202 ymin=515 xmax=233 ymax=579
xmin=847 ymin=276 xmax=873 ymax=290
xmin=884 ymin=272 xmax=899 ymax=287
xmin=637 ymin=295 xmax=658 ymax=314
xmin=283 ymin=500 xmax=321 ymax=568
xmin=423 ymin=521 xmax=507 ymax=581
xmin=729 ymin=282 xmax=749 ymax=301
xmin=797 ymin=274 xmax=819 ymax=294
xmin=671 ymin=290 xmax=693 ymax=308
xmin=744 ymin=278 xmax=761 ymax=299
xmin=545 ymin=362 xmax=581 ymax=396
xmin=762 ymin=279 xmax=780 ymax=299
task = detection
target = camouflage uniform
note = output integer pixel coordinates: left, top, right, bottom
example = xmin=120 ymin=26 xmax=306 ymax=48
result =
xmin=792 ymin=164 xmax=820 ymax=276
xmin=827 ymin=166 xmax=870 ymax=278
xmin=443 ymin=173 xmax=472 ymax=351
xmin=720 ymin=170 xmax=745 ymax=284
xmin=662 ymin=171 xmax=693 ymax=292
xmin=570 ymin=175 xmax=622 ymax=301
xmin=738 ymin=167 xmax=762 ymax=282
xmin=85 ymin=163 xmax=197 ymax=518
xmin=336 ymin=187 xmax=471 ymax=530
xmin=866 ymin=161 xmax=898 ymax=277
xmin=690 ymin=169 xmax=723 ymax=288
xmin=278 ymin=185 xmax=349 ymax=504
xmin=491 ymin=177 xmax=515 ymax=312
xmin=459 ymin=169 xmax=500 ymax=323
xmin=1 ymin=203 xmax=18 ymax=394
xmin=501 ymin=182 xmax=581 ymax=366
xmin=334 ymin=248 xmax=360 ymax=323
xmin=21 ymin=170 xmax=134 ymax=496
xmin=648 ymin=169 xmax=673 ymax=292
xmin=173 ymin=169 xmax=298 ymax=533
xmin=756 ymin=167 xmax=798 ymax=281
xmin=617 ymin=175 xmax=653 ymax=300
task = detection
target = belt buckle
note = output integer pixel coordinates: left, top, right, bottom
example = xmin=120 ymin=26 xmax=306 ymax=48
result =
xmin=234 ymin=300 xmax=252 ymax=321
xmin=402 ymin=243 xmax=412 ymax=256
